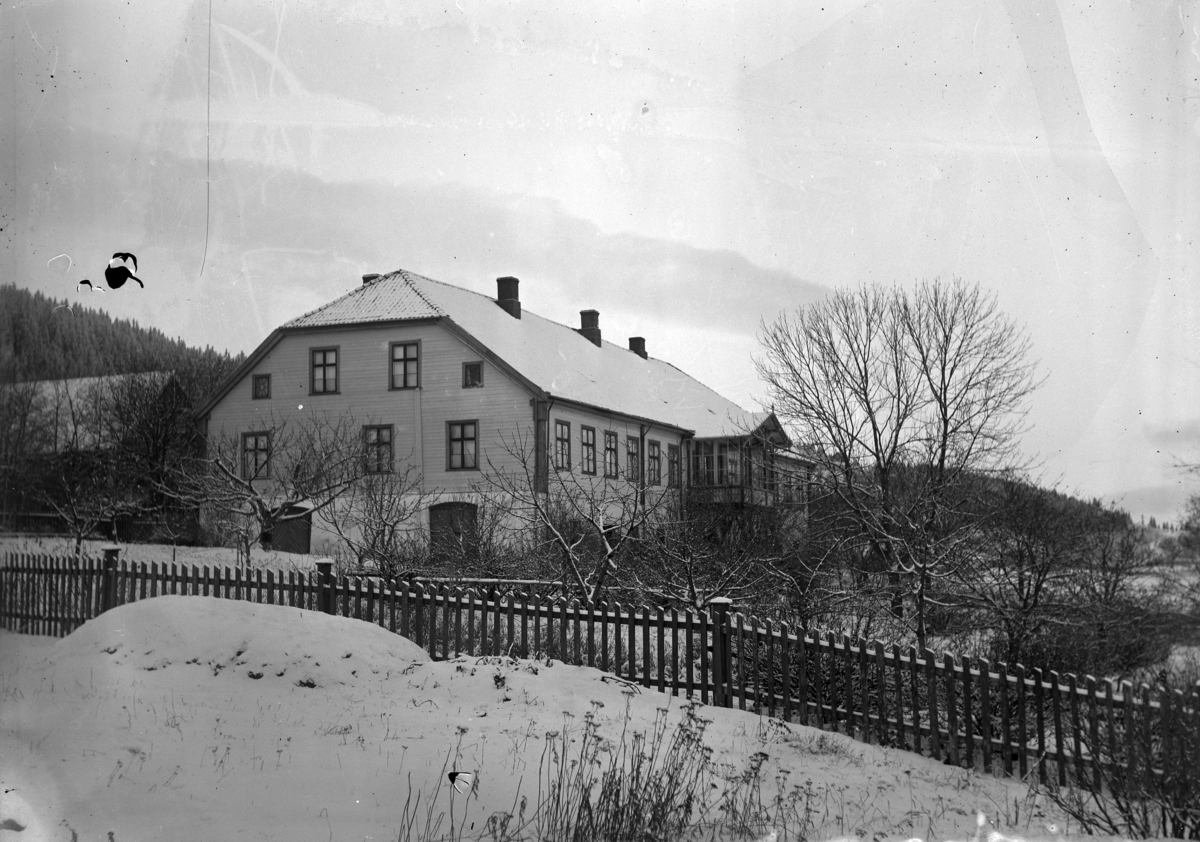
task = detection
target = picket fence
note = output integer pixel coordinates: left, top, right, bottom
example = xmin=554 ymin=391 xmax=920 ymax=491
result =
xmin=2 ymin=551 xmax=1197 ymax=805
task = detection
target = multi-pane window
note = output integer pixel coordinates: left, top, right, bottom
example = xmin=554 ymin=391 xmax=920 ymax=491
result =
xmin=667 ymin=444 xmax=680 ymax=487
xmin=448 ymin=421 xmax=477 ymax=470
xmin=727 ymin=443 xmax=741 ymax=487
xmin=626 ymin=437 xmax=640 ymax=484
xmin=555 ymin=420 xmax=571 ymax=470
xmin=363 ymin=425 xmax=393 ymax=474
xmin=391 ymin=342 xmax=419 ymax=390
xmin=581 ymin=426 xmax=596 ymax=475
xmin=603 ymin=431 xmax=619 ymax=478
xmin=717 ymin=443 xmax=728 ymax=485
xmin=311 ymin=348 xmax=338 ymax=394
xmin=647 ymin=440 xmax=661 ymax=485
xmin=462 ymin=361 xmax=483 ymax=388
xmin=242 ymin=432 xmax=271 ymax=479
xmin=252 ymin=374 xmax=271 ymax=399
xmin=692 ymin=442 xmax=714 ymax=486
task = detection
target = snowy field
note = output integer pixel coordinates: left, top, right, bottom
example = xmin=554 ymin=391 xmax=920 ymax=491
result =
xmin=0 ymin=594 xmax=1165 ymax=842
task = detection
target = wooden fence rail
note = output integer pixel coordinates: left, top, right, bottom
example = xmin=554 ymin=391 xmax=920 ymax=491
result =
xmin=3 ymin=551 xmax=1197 ymax=801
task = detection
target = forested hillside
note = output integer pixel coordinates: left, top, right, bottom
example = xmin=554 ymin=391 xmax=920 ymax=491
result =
xmin=0 ymin=284 xmax=242 ymax=389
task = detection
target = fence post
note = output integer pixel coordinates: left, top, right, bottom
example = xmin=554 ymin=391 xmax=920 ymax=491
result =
xmin=100 ymin=544 xmax=121 ymax=613
xmin=710 ymin=597 xmax=733 ymax=708
xmin=316 ymin=560 xmax=334 ymax=615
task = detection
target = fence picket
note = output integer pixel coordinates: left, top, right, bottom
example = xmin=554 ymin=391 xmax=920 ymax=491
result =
xmin=875 ymin=641 xmax=887 ymax=744
xmin=798 ymin=632 xmax=810 ymax=728
xmin=811 ymin=634 xmax=824 ymax=729
xmin=494 ymin=589 xmax=504 ymax=658
xmin=466 ymin=588 xmax=476 ymax=656
xmin=1034 ymin=668 xmax=1047 ymax=785
xmin=858 ymin=636 xmax=870 ymax=743
xmin=925 ymin=649 xmax=940 ymax=759
xmin=765 ymin=620 xmax=775 ymax=715
xmin=1122 ymin=681 xmax=1137 ymax=794
xmin=657 ymin=607 xmax=666 ymax=694
xmin=642 ymin=605 xmax=652 ymax=687
xmin=980 ymin=657 xmax=993 ymax=773
xmin=1139 ymin=684 xmax=1152 ymax=796
xmin=963 ymin=657 xmax=975 ymax=770
xmin=1051 ymin=670 xmax=1065 ymax=786
xmin=1068 ymin=673 xmax=1082 ymax=785
xmin=781 ymin=623 xmax=791 ymax=722
xmin=945 ymin=653 xmax=960 ymax=767
xmin=1086 ymin=675 xmax=1100 ymax=789
xmin=893 ymin=644 xmax=906 ymax=750
xmin=1016 ymin=664 xmax=1029 ymax=779
xmin=751 ymin=619 xmax=761 ymax=713
xmin=428 ymin=585 xmax=438 ymax=659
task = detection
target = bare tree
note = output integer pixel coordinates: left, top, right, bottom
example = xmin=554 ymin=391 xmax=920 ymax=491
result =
xmin=27 ymin=377 xmax=140 ymax=554
xmin=168 ymin=412 xmax=369 ymax=565
xmin=1066 ymin=503 xmax=1176 ymax=676
xmin=0 ymin=379 xmax=52 ymax=526
xmin=317 ymin=454 xmax=434 ymax=578
xmin=954 ymin=477 xmax=1088 ymax=666
xmin=482 ymin=429 xmax=676 ymax=605
xmin=627 ymin=503 xmax=799 ymax=613
xmin=757 ymin=278 xmax=1041 ymax=649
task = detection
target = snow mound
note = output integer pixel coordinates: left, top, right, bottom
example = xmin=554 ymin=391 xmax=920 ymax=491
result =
xmin=53 ymin=595 xmax=428 ymax=687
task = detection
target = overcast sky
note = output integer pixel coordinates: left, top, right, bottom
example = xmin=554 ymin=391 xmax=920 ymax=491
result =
xmin=3 ymin=0 xmax=1198 ymax=521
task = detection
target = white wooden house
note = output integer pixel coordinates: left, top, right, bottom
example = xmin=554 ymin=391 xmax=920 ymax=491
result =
xmin=194 ymin=270 xmax=809 ymax=552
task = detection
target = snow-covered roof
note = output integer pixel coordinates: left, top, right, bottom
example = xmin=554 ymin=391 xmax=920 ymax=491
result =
xmin=280 ymin=269 xmax=772 ymax=440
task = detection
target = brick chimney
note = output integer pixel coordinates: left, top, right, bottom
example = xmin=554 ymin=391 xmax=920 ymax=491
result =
xmin=496 ymin=276 xmax=521 ymax=318
xmin=578 ymin=310 xmax=601 ymax=347
xmin=362 ymin=273 xmax=381 ymax=285
xmin=628 ymin=337 xmax=647 ymax=359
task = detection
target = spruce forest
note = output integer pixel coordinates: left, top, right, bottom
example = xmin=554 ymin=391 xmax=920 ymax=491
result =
xmin=0 ymin=284 xmax=242 ymax=388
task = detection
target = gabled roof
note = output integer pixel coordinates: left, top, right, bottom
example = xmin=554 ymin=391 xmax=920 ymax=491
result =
xmin=202 ymin=269 xmax=782 ymax=441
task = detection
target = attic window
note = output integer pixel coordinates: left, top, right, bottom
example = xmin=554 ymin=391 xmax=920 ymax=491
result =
xmin=462 ymin=361 xmax=483 ymax=388
xmin=252 ymin=374 xmax=271 ymax=400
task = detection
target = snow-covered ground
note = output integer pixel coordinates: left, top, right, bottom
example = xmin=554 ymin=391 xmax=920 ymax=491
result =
xmin=0 ymin=594 xmax=1153 ymax=842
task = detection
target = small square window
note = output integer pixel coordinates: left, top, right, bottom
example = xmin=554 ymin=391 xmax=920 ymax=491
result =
xmin=252 ymin=374 xmax=271 ymax=400
xmin=463 ymin=361 xmax=483 ymax=388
